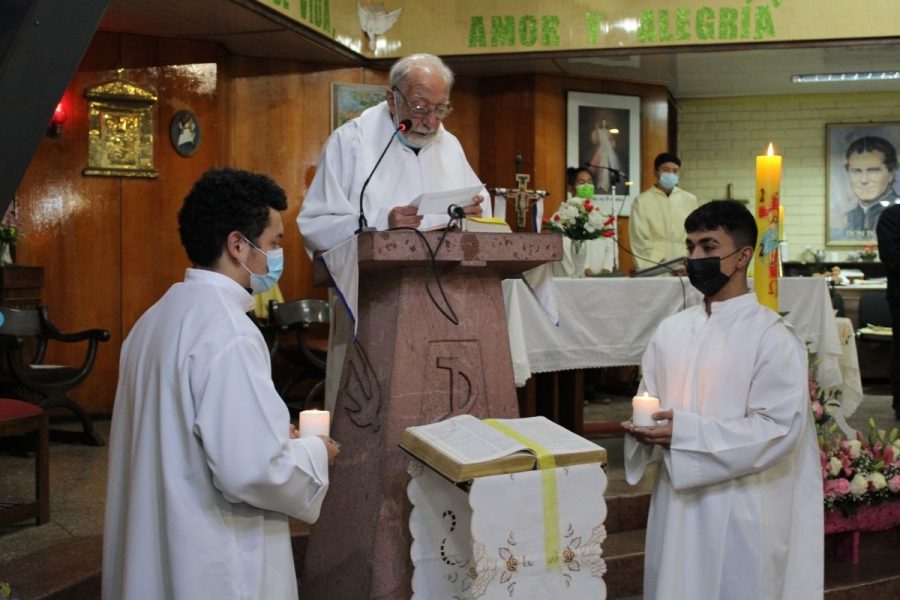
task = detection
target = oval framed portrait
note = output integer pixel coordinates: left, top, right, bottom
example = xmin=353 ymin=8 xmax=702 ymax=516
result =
xmin=170 ymin=110 xmax=201 ymax=157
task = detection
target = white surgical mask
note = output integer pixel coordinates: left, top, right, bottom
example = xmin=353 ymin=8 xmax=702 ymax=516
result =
xmin=659 ymin=172 xmax=679 ymax=190
xmin=240 ymin=236 xmax=284 ymax=293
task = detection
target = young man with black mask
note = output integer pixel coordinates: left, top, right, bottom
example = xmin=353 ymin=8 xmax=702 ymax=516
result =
xmin=622 ymin=200 xmax=823 ymax=599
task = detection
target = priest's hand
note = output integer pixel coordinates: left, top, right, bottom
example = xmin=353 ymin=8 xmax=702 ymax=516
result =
xmin=463 ymin=196 xmax=484 ymax=217
xmin=622 ymin=409 xmax=673 ymax=448
xmin=388 ymin=205 xmax=423 ymax=229
xmin=318 ymin=435 xmax=341 ymax=465
xmin=289 ymin=423 xmax=300 ymax=439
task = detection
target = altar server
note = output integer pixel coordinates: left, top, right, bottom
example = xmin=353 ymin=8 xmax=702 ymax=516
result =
xmin=298 ymin=53 xmax=489 ymax=411
xmin=629 ymin=152 xmax=699 ymax=271
xmin=103 ymin=169 xmax=339 ymax=600
xmin=624 ymin=200 xmax=823 ymax=599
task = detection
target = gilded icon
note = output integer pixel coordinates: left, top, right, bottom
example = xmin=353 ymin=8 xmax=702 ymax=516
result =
xmin=83 ymin=68 xmax=158 ymax=178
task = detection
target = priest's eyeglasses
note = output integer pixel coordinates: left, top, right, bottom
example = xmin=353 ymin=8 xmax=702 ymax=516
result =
xmin=391 ymin=87 xmax=453 ymax=119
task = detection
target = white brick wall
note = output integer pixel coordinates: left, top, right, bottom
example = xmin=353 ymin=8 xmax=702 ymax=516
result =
xmin=678 ymin=92 xmax=900 ymax=260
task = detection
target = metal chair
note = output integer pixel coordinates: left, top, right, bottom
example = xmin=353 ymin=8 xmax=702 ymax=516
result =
xmin=268 ymin=299 xmax=328 ymax=411
xmin=0 ymin=398 xmax=49 ymax=527
xmin=0 ymin=306 xmax=110 ymax=446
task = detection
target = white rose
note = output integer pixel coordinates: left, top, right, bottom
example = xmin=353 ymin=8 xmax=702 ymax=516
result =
xmin=828 ymin=457 xmax=843 ymax=477
xmin=849 ymin=473 xmax=869 ymax=497
xmin=559 ymin=204 xmax=579 ymax=222
xmin=848 ymin=440 xmax=862 ymax=460
xmin=568 ymin=197 xmax=585 ymax=208
xmin=868 ymin=472 xmax=887 ymax=491
xmin=587 ymin=210 xmax=605 ymax=228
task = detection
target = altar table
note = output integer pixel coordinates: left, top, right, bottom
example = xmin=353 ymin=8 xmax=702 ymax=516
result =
xmin=504 ymin=277 xmax=861 ymax=426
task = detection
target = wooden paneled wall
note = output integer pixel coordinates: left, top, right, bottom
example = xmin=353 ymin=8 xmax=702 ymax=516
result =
xmin=15 ymin=32 xmax=669 ymax=413
xmin=477 ymin=74 xmax=671 ymax=274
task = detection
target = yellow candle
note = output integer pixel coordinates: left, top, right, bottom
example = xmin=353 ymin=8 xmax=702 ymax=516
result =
xmin=754 ymin=143 xmax=782 ymax=311
xmin=778 ymin=205 xmax=784 ymax=242
xmin=632 ymin=391 xmax=660 ymax=428
xmin=298 ymin=409 xmax=330 ymax=438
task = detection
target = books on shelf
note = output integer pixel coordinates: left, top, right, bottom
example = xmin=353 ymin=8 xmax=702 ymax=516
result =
xmin=463 ymin=216 xmax=512 ymax=233
xmin=400 ymin=414 xmax=606 ymax=483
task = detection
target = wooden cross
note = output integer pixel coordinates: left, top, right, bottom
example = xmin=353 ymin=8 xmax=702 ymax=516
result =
xmin=492 ymin=173 xmax=548 ymax=231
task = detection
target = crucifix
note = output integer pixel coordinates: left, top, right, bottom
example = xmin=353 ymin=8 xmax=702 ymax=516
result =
xmin=491 ymin=173 xmax=548 ymax=231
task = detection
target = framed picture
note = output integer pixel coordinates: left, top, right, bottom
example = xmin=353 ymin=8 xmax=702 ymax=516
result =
xmin=170 ymin=110 xmax=200 ymax=157
xmin=331 ymin=82 xmax=389 ymax=130
xmin=826 ymin=122 xmax=900 ymax=245
xmin=566 ymin=92 xmax=641 ymax=216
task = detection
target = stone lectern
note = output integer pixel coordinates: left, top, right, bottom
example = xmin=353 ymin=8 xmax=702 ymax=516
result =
xmin=300 ymin=230 xmax=562 ymax=600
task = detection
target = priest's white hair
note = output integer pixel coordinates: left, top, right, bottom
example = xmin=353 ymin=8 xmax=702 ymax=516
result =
xmin=389 ymin=53 xmax=455 ymax=90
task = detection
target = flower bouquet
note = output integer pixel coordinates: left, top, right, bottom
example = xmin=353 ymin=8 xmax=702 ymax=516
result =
xmin=546 ymin=197 xmax=615 ymax=243
xmin=811 ymin=372 xmax=900 ymax=516
xmin=859 ymin=244 xmax=877 ymax=262
xmin=0 ymin=205 xmax=24 ymax=265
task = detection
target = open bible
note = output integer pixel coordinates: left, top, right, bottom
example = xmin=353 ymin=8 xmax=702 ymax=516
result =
xmin=400 ymin=414 xmax=607 ymax=483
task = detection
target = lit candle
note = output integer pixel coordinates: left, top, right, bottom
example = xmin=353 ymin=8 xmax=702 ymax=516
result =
xmin=298 ymin=409 xmax=330 ymax=438
xmin=632 ymin=392 xmax=660 ymax=428
xmin=753 ymin=142 xmax=782 ymax=311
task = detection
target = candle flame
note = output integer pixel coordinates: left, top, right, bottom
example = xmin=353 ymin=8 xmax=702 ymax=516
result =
xmin=767 ymin=143 xmax=775 ymax=156
xmin=641 ymin=392 xmax=650 ymax=399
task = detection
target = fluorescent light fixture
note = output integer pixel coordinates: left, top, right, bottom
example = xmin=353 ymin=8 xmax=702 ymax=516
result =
xmin=792 ymin=71 xmax=900 ymax=83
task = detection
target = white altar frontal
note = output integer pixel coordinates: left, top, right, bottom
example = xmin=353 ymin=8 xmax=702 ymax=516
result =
xmin=504 ymin=276 xmax=861 ymax=403
xmin=407 ymin=462 xmax=609 ymax=599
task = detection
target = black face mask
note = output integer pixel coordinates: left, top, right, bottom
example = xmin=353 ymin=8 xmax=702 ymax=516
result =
xmin=686 ymin=248 xmax=743 ymax=297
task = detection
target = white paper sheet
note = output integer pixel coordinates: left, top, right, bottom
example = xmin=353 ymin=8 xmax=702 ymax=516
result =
xmin=411 ymin=184 xmax=484 ymax=216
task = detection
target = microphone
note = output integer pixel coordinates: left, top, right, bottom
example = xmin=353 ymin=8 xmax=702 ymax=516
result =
xmin=357 ymin=118 xmax=413 ymax=233
xmin=583 ymin=162 xmax=627 ymax=178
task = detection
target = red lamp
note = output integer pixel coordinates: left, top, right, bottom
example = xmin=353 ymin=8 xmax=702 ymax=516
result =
xmin=47 ymin=102 xmax=67 ymax=138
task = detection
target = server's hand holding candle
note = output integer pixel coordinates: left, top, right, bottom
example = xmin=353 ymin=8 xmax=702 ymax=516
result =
xmin=632 ymin=391 xmax=660 ymax=428
xmin=298 ymin=409 xmax=340 ymax=465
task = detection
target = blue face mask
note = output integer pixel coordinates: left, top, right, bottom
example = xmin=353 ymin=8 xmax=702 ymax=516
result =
xmin=241 ymin=237 xmax=284 ymax=293
xmin=659 ymin=172 xmax=679 ymax=190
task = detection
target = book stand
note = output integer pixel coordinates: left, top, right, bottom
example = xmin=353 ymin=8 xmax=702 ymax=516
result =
xmin=407 ymin=462 xmax=609 ymax=599
xmin=301 ymin=231 xmax=562 ymax=599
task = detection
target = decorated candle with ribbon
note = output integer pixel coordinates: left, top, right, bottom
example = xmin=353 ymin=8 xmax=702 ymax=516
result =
xmin=632 ymin=391 xmax=660 ymax=428
xmin=753 ymin=143 xmax=782 ymax=311
xmin=298 ymin=409 xmax=330 ymax=438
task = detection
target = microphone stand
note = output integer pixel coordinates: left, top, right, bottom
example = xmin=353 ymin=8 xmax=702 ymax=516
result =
xmin=585 ymin=163 xmax=628 ymax=275
xmin=357 ymin=119 xmax=412 ymax=234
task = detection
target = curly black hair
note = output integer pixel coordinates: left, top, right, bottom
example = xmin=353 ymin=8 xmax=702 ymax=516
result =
xmin=684 ymin=200 xmax=758 ymax=251
xmin=178 ymin=168 xmax=288 ymax=267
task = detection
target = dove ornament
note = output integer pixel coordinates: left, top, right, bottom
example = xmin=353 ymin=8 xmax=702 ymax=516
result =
xmin=358 ymin=2 xmax=403 ymax=51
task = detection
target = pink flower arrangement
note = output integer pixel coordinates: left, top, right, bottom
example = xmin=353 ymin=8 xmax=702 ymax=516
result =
xmin=811 ymin=367 xmax=900 ymax=515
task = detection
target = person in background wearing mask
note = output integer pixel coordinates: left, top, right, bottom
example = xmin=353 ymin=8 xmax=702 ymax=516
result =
xmin=554 ymin=166 xmax=617 ymax=276
xmin=629 ymin=152 xmax=699 ymax=272
xmin=622 ymin=200 xmax=823 ymax=599
xmin=103 ymin=168 xmax=340 ymax=600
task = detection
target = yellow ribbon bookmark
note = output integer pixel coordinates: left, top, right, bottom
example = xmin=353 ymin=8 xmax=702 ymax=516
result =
xmin=484 ymin=419 xmax=560 ymax=570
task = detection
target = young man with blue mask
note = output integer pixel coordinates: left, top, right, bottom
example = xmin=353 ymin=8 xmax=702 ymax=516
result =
xmin=623 ymin=200 xmax=823 ymax=599
xmin=629 ymin=152 xmax=699 ymax=272
xmin=104 ymin=168 xmax=340 ymax=600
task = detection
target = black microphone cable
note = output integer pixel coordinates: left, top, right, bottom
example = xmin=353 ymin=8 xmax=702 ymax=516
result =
xmin=390 ymin=204 xmax=468 ymax=326
xmin=357 ymin=118 xmax=413 ymax=233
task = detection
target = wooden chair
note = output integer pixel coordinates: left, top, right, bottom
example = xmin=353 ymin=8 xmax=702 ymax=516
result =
xmin=0 ymin=398 xmax=49 ymax=526
xmin=268 ymin=299 xmax=328 ymax=411
xmin=0 ymin=306 xmax=109 ymax=446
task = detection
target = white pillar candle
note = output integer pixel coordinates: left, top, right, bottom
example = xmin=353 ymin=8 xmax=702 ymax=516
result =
xmin=632 ymin=392 xmax=660 ymax=428
xmin=298 ymin=409 xmax=330 ymax=438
